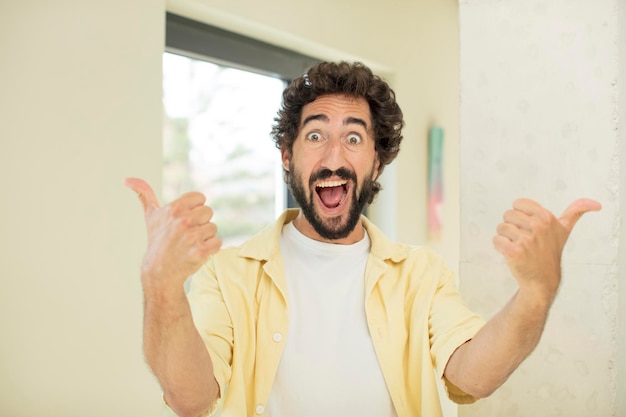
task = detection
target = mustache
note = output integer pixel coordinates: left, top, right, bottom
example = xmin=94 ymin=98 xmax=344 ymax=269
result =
xmin=309 ymin=167 xmax=357 ymax=185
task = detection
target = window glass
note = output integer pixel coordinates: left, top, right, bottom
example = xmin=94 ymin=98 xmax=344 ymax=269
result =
xmin=163 ymin=52 xmax=287 ymax=247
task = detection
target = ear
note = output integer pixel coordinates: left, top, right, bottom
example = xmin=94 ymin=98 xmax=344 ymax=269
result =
xmin=281 ymin=147 xmax=291 ymax=172
xmin=372 ymin=155 xmax=381 ymax=180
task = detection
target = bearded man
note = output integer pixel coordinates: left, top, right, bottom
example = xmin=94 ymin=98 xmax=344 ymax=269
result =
xmin=125 ymin=61 xmax=600 ymax=417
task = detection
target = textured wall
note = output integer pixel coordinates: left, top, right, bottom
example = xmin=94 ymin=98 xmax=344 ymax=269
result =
xmin=458 ymin=0 xmax=622 ymax=416
xmin=615 ymin=1 xmax=626 ymax=415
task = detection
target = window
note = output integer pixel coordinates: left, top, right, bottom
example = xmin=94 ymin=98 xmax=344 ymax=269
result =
xmin=163 ymin=13 xmax=320 ymax=246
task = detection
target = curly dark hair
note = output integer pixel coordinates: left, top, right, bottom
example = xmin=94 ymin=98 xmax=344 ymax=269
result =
xmin=271 ymin=61 xmax=404 ymax=202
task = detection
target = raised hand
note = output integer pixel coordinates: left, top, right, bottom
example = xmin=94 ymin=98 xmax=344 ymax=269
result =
xmin=124 ymin=178 xmax=222 ymax=289
xmin=493 ymin=198 xmax=601 ymax=299
xmin=445 ymin=198 xmax=601 ymax=398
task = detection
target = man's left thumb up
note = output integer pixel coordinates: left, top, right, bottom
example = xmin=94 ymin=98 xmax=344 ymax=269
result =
xmin=558 ymin=198 xmax=602 ymax=235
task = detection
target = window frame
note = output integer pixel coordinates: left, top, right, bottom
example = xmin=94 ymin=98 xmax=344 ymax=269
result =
xmin=165 ymin=12 xmax=320 ymax=81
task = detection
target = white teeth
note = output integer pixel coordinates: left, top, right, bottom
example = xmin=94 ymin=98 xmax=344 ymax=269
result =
xmin=316 ymin=180 xmax=347 ymax=188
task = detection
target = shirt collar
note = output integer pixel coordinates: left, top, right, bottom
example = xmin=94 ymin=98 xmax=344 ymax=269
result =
xmin=239 ymin=209 xmax=411 ymax=263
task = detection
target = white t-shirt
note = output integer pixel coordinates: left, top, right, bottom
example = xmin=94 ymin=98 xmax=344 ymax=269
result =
xmin=265 ymin=221 xmax=397 ymax=417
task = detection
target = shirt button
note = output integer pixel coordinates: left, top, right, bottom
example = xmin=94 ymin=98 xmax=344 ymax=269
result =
xmin=272 ymin=332 xmax=282 ymax=342
xmin=255 ymin=404 xmax=265 ymax=414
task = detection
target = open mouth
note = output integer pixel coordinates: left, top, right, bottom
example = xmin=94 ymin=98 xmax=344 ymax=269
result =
xmin=315 ymin=180 xmax=349 ymax=209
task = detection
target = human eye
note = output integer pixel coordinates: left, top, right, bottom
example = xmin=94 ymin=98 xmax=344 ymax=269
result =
xmin=346 ymin=133 xmax=363 ymax=145
xmin=306 ymin=131 xmax=322 ymax=142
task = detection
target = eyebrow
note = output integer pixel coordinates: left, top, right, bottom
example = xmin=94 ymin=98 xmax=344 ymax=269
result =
xmin=345 ymin=116 xmax=368 ymax=130
xmin=302 ymin=114 xmax=369 ymax=130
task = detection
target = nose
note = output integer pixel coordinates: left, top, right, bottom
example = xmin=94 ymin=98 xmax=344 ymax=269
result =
xmin=320 ymin=138 xmax=347 ymax=172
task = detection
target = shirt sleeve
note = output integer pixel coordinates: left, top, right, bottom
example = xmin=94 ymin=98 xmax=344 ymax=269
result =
xmin=162 ymin=393 xmax=218 ymax=417
xmin=427 ymin=254 xmax=486 ymax=404
xmin=186 ymin=257 xmax=235 ymax=412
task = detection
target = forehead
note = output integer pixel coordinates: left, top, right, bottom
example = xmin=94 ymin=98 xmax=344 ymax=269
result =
xmin=300 ymin=94 xmax=371 ymax=125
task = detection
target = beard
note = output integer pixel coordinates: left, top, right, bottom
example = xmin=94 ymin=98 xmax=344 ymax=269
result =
xmin=287 ymin=162 xmax=377 ymax=240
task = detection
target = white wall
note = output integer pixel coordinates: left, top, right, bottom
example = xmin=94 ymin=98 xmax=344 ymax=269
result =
xmin=0 ymin=1 xmax=165 ymax=416
xmin=0 ymin=0 xmax=461 ymax=416
xmin=458 ymin=0 xmax=624 ymax=415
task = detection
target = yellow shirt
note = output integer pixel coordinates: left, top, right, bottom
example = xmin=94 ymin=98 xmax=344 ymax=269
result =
xmin=187 ymin=209 xmax=485 ymax=417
